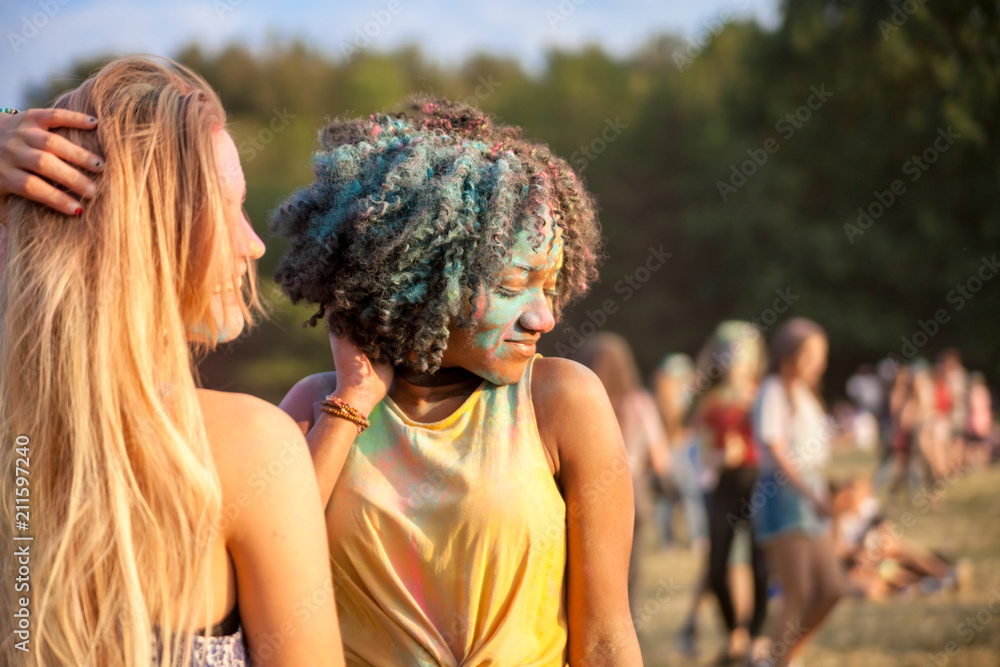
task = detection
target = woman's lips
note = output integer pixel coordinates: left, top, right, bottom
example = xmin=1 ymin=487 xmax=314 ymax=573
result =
xmin=505 ymin=340 xmax=537 ymax=355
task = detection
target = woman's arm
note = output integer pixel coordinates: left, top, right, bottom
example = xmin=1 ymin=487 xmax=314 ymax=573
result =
xmin=757 ymin=381 xmax=830 ymax=516
xmin=533 ymin=358 xmax=643 ymax=667
xmin=280 ymin=372 xmax=361 ymax=508
xmin=0 ymin=109 xmax=103 ymax=215
xmin=279 ymin=331 xmax=392 ymax=506
xmin=206 ymin=391 xmax=345 ymax=667
xmin=763 ymin=432 xmax=830 ymax=515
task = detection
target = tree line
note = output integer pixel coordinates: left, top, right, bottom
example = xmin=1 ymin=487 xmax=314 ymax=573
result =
xmin=26 ymin=0 xmax=1000 ymax=401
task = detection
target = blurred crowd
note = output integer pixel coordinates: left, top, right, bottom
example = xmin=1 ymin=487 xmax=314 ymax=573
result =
xmin=576 ymin=323 xmax=993 ymax=667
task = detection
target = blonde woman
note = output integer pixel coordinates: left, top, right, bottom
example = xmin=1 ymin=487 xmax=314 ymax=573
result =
xmin=690 ymin=321 xmax=768 ymax=664
xmin=0 ymin=58 xmax=348 ymax=666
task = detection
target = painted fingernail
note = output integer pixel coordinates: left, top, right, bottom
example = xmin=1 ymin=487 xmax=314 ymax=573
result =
xmin=84 ymin=184 xmax=97 ymax=199
xmin=88 ymin=117 xmax=98 ymax=124
xmin=92 ymin=158 xmax=104 ymax=169
xmin=70 ymin=204 xmax=82 ymax=216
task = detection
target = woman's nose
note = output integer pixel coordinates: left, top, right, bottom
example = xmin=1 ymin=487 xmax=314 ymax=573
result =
xmin=519 ymin=292 xmax=556 ymax=334
xmin=238 ymin=214 xmax=266 ymax=260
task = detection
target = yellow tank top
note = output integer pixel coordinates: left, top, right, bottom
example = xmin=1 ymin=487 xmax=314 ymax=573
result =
xmin=326 ymin=355 xmax=568 ymax=666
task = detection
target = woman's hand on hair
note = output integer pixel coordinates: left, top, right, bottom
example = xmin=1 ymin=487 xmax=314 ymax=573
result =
xmin=328 ymin=330 xmax=393 ymax=416
xmin=0 ymin=109 xmax=103 ymax=217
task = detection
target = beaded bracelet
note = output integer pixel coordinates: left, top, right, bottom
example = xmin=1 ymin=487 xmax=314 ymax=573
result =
xmin=320 ymin=405 xmax=370 ymax=434
xmin=320 ymin=394 xmax=370 ymax=434
xmin=0 ymin=108 xmax=19 ymax=115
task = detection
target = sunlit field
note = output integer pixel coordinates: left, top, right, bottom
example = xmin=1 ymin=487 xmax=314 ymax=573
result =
xmin=636 ymin=449 xmax=1000 ymax=667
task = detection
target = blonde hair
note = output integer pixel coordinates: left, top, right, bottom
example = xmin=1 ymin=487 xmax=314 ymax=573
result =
xmin=693 ymin=320 xmax=767 ymax=396
xmin=0 ymin=56 xmax=260 ymax=666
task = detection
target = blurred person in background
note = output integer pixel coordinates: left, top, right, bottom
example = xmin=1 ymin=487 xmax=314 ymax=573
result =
xmin=750 ymin=318 xmax=843 ymax=667
xmin=689 ymin=321 xmax=769 ymax=665
xmin=846 ymin=364 xmax=885 ymax=419
xmin=871 ymin=358 xmax=900 ymax=491
xmin=914 ymin=361 xmax=950 ymax=485
xmin=882 ymin=364 xmax=922 ymax=501
xmin=577 ymin=332 xmax=671 ymax=616
xmin=652 ymin=353 xmax=706 ymax=550
xmin=832 ymin=477 xmax=962 ymax=600
xmin=844 ymin=364 xmax=883 ymax=452
xmin=936 ymin=349 xmax=969 ymax=471
xmin=653 ymin=353 xmax=713 ymax=657
xmin=963 ymin=371 xmax=993 ymax=469
xmin=650 ymin=354 xmax=684 ymax=548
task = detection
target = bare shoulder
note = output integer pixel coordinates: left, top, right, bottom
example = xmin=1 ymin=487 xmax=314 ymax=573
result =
xmin=197 ymin=389 xmax=310 ymax=492
xmin=198 ymin=388 xmax=300 ymax=439
xmin=531 ymin=356 xmax=611 ymax=415
xmin=531 ymin=357 xmax=619 ymax=476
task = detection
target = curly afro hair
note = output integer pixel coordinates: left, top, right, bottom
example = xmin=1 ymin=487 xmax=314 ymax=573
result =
xmin=270 ymin=95 xmax=602 ymax=373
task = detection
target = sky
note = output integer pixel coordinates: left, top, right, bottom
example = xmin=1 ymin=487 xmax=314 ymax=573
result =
xmin=0 ymin=0 xmax=781 ymax=108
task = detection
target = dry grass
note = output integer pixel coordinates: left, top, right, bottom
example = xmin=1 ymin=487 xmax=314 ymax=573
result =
xmin=634 ymin=449 xmax=1000 ymax=666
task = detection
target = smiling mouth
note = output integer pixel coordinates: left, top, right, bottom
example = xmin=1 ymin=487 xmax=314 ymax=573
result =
xmin=212 ymin=275 xmax=244 ymax=295
xmin=505 ymin=339 xmax=538 ymax=355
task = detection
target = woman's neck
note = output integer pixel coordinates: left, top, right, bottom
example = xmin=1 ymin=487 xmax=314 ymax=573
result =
xmin=389 ymin=365 xmax=484 ymax=422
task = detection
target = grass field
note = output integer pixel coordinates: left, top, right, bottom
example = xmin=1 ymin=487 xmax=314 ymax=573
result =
xmin=634 ymin=449 xmax=1000 ymax=667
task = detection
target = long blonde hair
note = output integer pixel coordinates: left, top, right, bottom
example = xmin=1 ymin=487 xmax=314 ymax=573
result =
xmin=0 ymin=56 xmax=259 ymax=666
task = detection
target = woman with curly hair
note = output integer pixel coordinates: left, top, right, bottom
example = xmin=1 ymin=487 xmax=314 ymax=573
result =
xmin=275 ymin=97 xmax=641 ymax=666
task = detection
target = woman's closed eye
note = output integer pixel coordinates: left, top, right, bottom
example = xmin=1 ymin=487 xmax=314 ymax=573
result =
xmin=496 ymin=274 xmax=532 ymax=296
xmin=495 ymin=283 xmax=559 ymax=299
